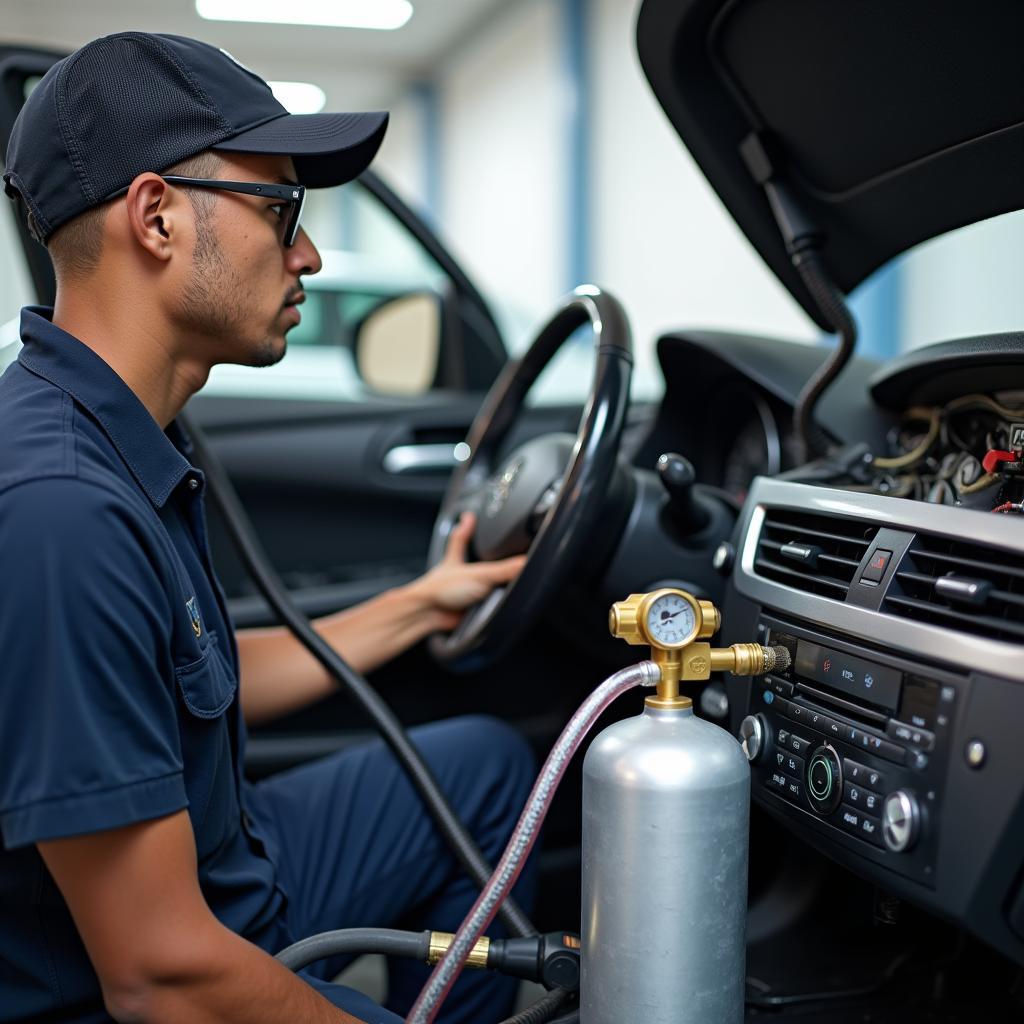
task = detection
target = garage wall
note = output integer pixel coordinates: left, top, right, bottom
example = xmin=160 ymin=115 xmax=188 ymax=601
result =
xmin=388 ymin=0 xmax=819 ymax=397
xmin=589 ymin=0 xmax=817 ymax=388
xmin=435 ymin=0 xmax=568 ymax=349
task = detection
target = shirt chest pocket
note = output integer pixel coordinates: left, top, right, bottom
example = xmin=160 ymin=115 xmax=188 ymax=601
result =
xmin=174 ymin=631 xmax=237 ymax=718
xmin=174 ymin=631 xmax=240 ymax=849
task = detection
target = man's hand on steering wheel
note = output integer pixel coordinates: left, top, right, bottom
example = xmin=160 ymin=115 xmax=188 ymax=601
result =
xmin=412 ymin=512 xmax=527 ymax=632
xmin=426 ymin=286 xmax=633 ymax=669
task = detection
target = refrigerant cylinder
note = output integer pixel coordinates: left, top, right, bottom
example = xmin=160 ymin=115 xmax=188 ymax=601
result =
xmin=580 ymin=701 xmax=750 ymax=1024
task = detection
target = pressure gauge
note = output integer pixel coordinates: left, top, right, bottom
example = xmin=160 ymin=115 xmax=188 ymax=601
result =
xmin=645 ymin=591 xmax=698 ymax=648
xmin=609 ymin=588 xmax=713 ymax=650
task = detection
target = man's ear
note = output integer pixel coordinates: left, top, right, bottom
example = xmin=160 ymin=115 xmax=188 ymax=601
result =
xmin=124 ymin=173 xmax=179 ymax=262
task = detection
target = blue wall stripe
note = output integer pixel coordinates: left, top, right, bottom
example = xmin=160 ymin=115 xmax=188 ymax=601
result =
xmin=563 ymin=0 xmax=590 ymax=290
xmin=339 ymin=183 xmax=357 ymax=250
xmin=848 ymin=257 xmax=904 ymax=359
xmin=411 ymin=81 xmax=442 ymax=227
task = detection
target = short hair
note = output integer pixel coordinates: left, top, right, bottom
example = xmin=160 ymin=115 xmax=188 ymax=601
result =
xmin=47 ymin=150 xmax=224 ymax=278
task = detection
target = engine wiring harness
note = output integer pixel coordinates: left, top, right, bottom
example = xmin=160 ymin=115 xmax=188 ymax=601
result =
xmin=791 ymin=393 xmax=1024 ymax=513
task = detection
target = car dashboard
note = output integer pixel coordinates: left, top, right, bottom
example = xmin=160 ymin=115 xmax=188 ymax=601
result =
xmin=640 ymin=327 xmax=1024 ymax=967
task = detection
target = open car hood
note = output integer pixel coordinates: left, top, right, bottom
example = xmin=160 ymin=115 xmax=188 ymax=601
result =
xmin=636 ymin=0 xmax=1024 ymax=331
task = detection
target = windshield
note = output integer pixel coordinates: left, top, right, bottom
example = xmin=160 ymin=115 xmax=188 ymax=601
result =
xmin=849 ymin=208 xmax=1024 ymax=362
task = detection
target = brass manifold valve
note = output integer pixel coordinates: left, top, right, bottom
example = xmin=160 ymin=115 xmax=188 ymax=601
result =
xmin=610 ymin=588 xmax=791 ymax=709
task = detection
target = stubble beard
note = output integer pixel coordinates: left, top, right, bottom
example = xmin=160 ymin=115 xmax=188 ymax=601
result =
xmin=179 ymin=219 xmax=286 ymax=369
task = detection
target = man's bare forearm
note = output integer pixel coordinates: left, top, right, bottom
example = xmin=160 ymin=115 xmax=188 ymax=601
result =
xmin=105 ymin=920 xmax=365 ymax=1023
xmin=237 ymin=580 xmax=442 ymax=725
xmin=38 ymin=816 xmax=369 ymax=1024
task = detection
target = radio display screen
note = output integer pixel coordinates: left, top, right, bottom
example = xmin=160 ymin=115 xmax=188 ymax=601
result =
xmin=794 ymin=641 xmax=902 ymax=712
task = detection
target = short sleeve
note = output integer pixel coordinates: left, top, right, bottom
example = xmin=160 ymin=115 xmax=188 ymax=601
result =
xmin=0 ymin=478 xmax=187 ymax=849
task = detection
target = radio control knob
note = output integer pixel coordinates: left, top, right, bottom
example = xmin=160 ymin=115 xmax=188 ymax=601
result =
xmin=738 ymin=714 xmax=765 ymax=763
xmin=806 ymin=745 xmax=843 ymax=814
xmin=882 ymin=790 xmax=921 ymax=853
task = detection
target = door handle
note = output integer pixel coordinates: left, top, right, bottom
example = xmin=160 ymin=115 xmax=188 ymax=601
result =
xmin=382 ymin=443 xmax=464 ymax=475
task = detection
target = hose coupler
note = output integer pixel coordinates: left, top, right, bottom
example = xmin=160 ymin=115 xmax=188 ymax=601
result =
xmin=428 ymin=931 xmax=489 ymax=969
xmin=427 ymin=930 xmax=582 ymax=991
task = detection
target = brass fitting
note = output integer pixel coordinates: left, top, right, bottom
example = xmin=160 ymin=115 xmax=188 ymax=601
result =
xmin=609 ymin=588 xmax=782 ymax=709
xmin=427 ymin=931 xmax=490 ymax=969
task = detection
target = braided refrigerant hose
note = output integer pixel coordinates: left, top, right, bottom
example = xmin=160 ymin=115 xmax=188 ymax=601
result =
xmin=406 ymin=660 xmax=661 ymax=1024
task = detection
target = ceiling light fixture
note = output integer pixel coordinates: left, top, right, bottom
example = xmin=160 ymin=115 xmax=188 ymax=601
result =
xmin=196 ymin=0 xmax=413 ymax=31
xmin=268 ymin=81 xmax=327 ymax=114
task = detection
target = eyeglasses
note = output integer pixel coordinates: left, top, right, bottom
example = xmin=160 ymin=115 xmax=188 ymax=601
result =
xmin=161 ymin=176 xmax=307 ymax=247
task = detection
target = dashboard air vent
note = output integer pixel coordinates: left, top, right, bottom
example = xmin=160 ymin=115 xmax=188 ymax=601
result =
xmin=754 ymin=510 xmax=878 ymax=599
xmin=884 ymin=535 xmax=1024 ymax=644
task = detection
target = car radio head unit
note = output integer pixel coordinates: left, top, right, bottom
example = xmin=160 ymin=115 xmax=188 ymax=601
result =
xmin=740 ymin=615 xmax=954 ymax=891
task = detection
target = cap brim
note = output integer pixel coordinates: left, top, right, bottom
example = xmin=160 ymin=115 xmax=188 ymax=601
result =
xmin=214 ymin=111 xmax=388 ymax=187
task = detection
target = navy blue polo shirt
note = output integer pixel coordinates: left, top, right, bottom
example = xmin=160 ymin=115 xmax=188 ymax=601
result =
xmin=0 ymin=308 xmax=285 ymax=1022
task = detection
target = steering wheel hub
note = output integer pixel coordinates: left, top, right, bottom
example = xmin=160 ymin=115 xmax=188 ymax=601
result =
xmin=475 ymin=435 xmax=578 ymax=560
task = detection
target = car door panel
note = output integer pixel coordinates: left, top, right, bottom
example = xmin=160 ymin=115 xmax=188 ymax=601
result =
xmin=189 ymin=392 xmax=583 ymax=627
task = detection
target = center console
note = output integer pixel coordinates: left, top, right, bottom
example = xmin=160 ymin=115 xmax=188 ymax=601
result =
xmin=725 ymin=478 xmax=1024 ymax=964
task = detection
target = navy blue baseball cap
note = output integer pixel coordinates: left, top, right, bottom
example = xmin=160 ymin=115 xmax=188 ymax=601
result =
xmin=3 ymin=31 xmax=388 ymax=242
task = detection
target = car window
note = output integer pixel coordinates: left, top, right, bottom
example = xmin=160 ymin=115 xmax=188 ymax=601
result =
xmin=203 ymin=180 xmax=452 ymax=402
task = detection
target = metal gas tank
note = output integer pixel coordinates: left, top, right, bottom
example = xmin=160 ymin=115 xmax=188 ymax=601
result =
xmin=581 ymin=702 xmax=749 ymax=1024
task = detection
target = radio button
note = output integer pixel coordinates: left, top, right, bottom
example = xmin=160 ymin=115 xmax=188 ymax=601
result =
xmin=765 ymin=771 xmax=803 ymax=804
xmin=887 ymin=719 xmax=935 ymax=752
xmin=858 ymin=812 xmax=884 ymax=847
xmin=806 ymin=709 xmax=834 ymax=734
xmin=843 ymin=759 xmax=887 ymax=793
xmin=785 ymin=703 xmax=807 ymax=724
xmin=844 ymin=781 xmax=864 ymax=808
xmin=876 ymin=738 xmax=908 ymax=766
xmin=837 ymin=803 xmax=884 ymax=847
xmin=842 ymin=723 xmax=864 ymax=746
xmin=855 ymin=731 xmax=907 ymax=766
xmin=838 ymin=805 xmax=862 ymax=832
xmin=843 ymin=781 xmax=882 ymax=815
xmin=762 ymin=691 xmax=789 ymax=713
xmin=788 ymin=733 xmax=812 ymax=756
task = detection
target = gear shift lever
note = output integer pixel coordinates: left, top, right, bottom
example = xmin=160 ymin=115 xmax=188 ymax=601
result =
xmin=657 ymin=452 xmax=710 ymax=534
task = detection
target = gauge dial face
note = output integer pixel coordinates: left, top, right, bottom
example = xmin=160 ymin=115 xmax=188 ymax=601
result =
xmin=645 ymin=592 xmax=698 ymax=648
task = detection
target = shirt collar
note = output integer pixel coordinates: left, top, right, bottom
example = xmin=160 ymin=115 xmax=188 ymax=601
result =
xmin=17 ymin=306 xmax=194 ymax=509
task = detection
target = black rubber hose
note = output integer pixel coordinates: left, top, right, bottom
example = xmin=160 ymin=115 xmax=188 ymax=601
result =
xmin=180 ymin=412 xmax=536 ymax=940
xmin=497 ymin=988 xmax=572 ymax=1024
xmin=276 ymin=928 xmax=431 ymax=972
xmin=790 ymin=250 xmax=858 ymax=463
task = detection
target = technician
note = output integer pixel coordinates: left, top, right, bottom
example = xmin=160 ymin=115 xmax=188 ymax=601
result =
xmin=0 ymin=32 xmax=535 ymax=1024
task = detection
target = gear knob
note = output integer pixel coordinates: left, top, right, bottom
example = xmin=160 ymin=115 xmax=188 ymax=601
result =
xmin=657 ymin=452 xmax=710 ymax=533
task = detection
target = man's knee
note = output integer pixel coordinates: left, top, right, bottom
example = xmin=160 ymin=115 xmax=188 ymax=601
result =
xmin=442 ymin=715 xmax=534 ymax=783
xmin=413 ymin=715 xmax=535 ymax=825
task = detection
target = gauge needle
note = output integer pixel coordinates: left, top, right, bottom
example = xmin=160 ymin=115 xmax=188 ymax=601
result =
xmin=661 ymin=609 xmax=685 ymax=621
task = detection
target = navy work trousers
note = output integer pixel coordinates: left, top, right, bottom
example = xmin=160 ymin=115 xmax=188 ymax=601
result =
xmin=246 ymin=715 xmax=538 ymax=1024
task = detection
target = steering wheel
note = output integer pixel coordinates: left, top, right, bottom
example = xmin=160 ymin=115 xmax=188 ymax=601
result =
xmin=427 ymin=285 xmax=633 ymax=670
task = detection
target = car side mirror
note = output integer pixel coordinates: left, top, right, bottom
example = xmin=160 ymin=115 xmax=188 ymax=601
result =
xmin=353 ymin=292 xmax=443 ymax=396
